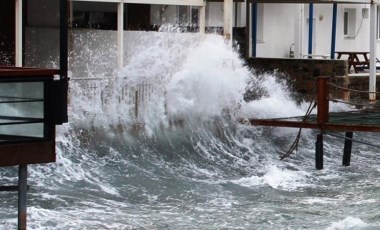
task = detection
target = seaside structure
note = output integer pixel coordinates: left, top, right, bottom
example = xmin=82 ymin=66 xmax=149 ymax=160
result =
xmin=0 ymin=0 xmax=68 ymax=229
xmin=1 ymin=1 xmax=380 ymax=142
xmin=1 ymin=0 xmax=380 ymax=227
xmin=1 ymin=0 xmax=380 ymax=99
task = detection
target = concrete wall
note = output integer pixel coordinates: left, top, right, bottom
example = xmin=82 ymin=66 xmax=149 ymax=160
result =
xmin=246 ymin=57 xmax=349 ymax=99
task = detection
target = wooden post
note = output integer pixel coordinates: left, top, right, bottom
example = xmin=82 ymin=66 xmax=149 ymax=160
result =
xmin=18 ymin=165 xmax=27 ymax=230
xmin=316 ymin=133 xmax=323 ymax=170
xmin=317 ymin=76 xmax=329 ymax=125
xmin=316 ymin=77 xmax=329 ymax=170
xmin=342 ymin=132 xmax=353 ymax=167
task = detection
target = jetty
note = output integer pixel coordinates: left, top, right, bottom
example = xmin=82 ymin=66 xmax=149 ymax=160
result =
xmin=243 ymin=76 xmax=380 ymax=170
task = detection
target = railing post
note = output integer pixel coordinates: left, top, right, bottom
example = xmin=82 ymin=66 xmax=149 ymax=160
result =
xmin=317 ymin=76 xmax=330 ymax=125
xmin=18 ymin=164 xmax=27 ymax=230
xmin=316 ymin=77 xmax=329 ymax=170
xmin=316 ymin=133 xmax=324 ymax=170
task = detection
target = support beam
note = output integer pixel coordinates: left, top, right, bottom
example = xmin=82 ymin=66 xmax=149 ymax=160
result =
xmin=117 ymin=2 xmax=124 ymax=69
xmin=316 ymin=133 xmax=324 ymax=170
xmin=224 ymin=0 xmax=233 ymax=40
xmin=251 ymin=2 xmax=258 ymax=57
xmin=245 ymin=1 xmax=250 ymax=58
xmin=15 ymin=0 xmax=22 ymax=67
xmin=199 ymin=3 xmax=206 ymax=34
xmin=59 ymin=0 xmax=69 ymax=124
xmin=369 ymin=3 xmax=377 ymax=100
xmin=308 ymin=3 xmax=314 ymax=56
xmin=342 ymin=132 xmax=353 ymax=166
xmin=317 ymin=77 xmax=330 ymax=125
xmin=18 ymin=165 xmax=27 ymax=230
xmin=330 ymin=3 xmax=337 ymax=59
xmin=72 ymin=0 xmax=205 ymax=6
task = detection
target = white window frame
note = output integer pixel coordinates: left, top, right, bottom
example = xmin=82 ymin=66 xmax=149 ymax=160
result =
xmin=343 ymin=8 xmax=356 ymax=39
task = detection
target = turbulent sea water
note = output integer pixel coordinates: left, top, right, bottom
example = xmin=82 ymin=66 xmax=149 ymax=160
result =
xmin=1 ymin=33 xmax=380 ymax=230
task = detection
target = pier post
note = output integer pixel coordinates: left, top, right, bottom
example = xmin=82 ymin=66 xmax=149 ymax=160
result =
xmin=317 ymin=77 xmax=329 ymax=125
xmin=18 ymin=164 xmax=27 ymax=230
xmin=316 ymin=133 xmax=323 ymax=170
xmin=342 ymin=132 xmax=353 ymax=167
xmin=315 ymin=77 xmax=329 ymax=170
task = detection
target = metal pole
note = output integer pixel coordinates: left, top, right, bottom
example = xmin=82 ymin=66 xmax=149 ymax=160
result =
xmin=223 ymin=0 xmax=233 ymax=40
xmin=251 ymin=2 xmax=257 ymax=57
xmin=117 ymin=2 xmax=124 ymax=69
xmin=342 ymin=132 xmax=353 ymax=167
xmin=18 ymin=165 xmax=27 ymax=230
xmin=59 ymin=0 xmax=68 ymax=124
xmin=330 ymin=3 xmax=337 ymax=59
xmin=308 ymin=3 xmax=314 ymax=56
xmin=369 ymin=3 xmax=377 ymax=101
xmin=245 ymin=1 xmax=250 ymax=58
xmin=199 ymin=2 xmax=206 ymax=34
xmin=15 ymin=0 xmax=22 ymax=67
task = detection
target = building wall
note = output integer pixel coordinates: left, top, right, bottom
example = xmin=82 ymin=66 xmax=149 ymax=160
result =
xmin=22 ymin=2 xmax=380 ymax=66
xmin=256 ymin=4 xmax=298 ymax=58
xmin=306 ymin=4 xmax=372 ymax=57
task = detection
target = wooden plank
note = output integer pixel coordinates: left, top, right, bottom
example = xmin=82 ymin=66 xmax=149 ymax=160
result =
xmin=247 ymin=118 xmax=380 ymax=132
xmin=0 ymin=67 xmax=59 ymax=77
xmin=0 ymin=141 xmax=55 ymax=167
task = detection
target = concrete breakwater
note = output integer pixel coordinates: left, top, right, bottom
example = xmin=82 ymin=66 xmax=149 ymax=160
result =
xmin=246 ymin=57 xmax=380 ymax=101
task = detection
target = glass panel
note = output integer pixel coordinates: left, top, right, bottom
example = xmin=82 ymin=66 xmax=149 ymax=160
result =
xmin=0 ymin=82 xmax=44 ymax=139
xmin=25 ymin=0 xmax=60 ymax=68
xmin=344 ymin=11 xmax=348 ymax=36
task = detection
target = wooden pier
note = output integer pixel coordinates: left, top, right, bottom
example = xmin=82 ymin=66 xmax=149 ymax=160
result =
xmin=243 ymin=76 xmax=380 ymax=170
xmin=0 ymin=67 xmax=68 ymax=229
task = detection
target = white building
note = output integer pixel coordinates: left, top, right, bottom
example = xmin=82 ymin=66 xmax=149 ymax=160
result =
xmin=1 ymin=1 xmax=379 ymax=67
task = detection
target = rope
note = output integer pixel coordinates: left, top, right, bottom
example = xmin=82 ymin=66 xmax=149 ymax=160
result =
xmin=328 ymin=82 xmax=380 ymax=95
xmin=324 ymin=132 xmax=380 ymax=149
xmin=280 ymin=98 xmax=317 ymax=160
xmin=329 ymin=98 xmax=380 ymax=108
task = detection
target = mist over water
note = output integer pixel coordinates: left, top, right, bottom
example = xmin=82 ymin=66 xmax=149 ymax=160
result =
xmin=1 ymin=32 xmax=380 ymax=230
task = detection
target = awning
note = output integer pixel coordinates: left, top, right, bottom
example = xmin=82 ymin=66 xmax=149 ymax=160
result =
xmin=248 ymin=0 xmax=377 ymax=3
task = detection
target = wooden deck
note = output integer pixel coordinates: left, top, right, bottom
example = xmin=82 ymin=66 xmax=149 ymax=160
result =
xmin=248 ymin=110 xmax=380 ymax=132
xmin=242 ymin=76 xmax=380 ymax=169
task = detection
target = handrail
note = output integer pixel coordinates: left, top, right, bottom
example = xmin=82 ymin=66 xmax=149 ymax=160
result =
xmin=328 ymin=82 xmax=380 ymax=94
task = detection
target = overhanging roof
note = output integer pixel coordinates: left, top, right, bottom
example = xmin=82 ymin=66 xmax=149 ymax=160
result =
xmin=251 ymin=0 xmax=378 ymax=3
xmin=71 ymin=0 xmax=206 ymax=6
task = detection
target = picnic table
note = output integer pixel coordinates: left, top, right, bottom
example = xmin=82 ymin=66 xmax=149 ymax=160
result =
xmin=336 ymin=51 xmax=370 ymax=73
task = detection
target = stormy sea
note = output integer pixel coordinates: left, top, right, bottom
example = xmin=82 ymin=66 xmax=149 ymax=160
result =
xmin=1 ymin=32 xmax=380 ymax=230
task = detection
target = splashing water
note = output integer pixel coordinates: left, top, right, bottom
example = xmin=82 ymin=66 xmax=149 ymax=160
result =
xmin=1 ymin=31 xmax=380 ymax=229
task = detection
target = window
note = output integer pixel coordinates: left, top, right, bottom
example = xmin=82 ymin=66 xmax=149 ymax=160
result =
xmin=72 ymin=2 xmax=117 ymax=30
xmin=377 ymin=6 xmax=380 ymax=39
xmin=343 ymin=8 xmax=356 ymax=38
xmin=178 ymin=6 xmax=199 ymax=32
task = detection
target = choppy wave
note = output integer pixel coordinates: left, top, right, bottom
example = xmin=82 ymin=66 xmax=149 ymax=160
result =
xmin=1 ymin=32 xmax=380 ymax=229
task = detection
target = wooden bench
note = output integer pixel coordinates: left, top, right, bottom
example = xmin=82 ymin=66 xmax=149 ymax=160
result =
xmin=336 ymin=51 xmax=370 ymax=73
